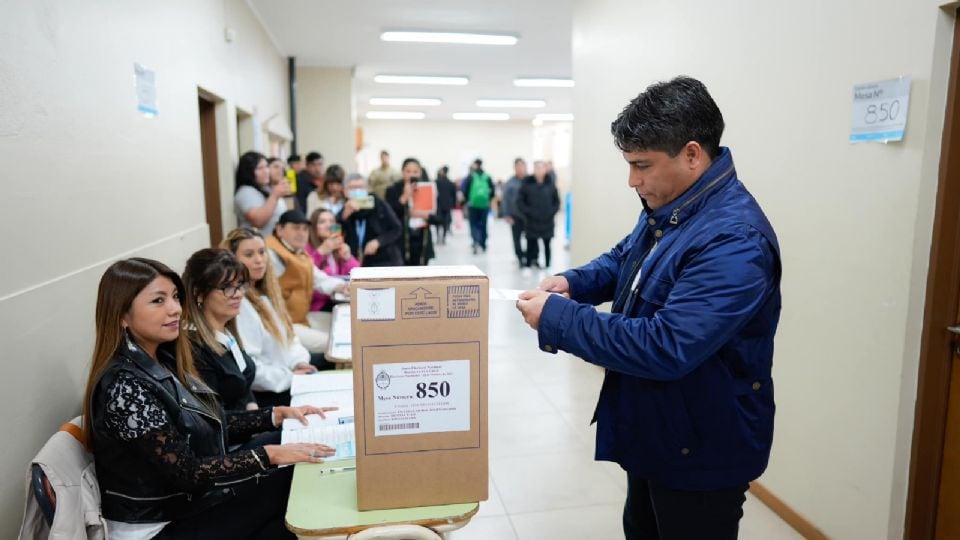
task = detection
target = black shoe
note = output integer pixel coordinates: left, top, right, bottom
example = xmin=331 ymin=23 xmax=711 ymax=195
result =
xmin=472 ymin=244 xmax=478 ymax=255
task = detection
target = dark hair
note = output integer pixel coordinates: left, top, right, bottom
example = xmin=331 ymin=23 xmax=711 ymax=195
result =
xmin=266 ymin=157 xmax=281 ymax=166
xmin=438 ymin=166 xmax=449 ymax=177
xmin=325 ymin=164 xmax=345 ymax=184
xmin=235 ymin=151 xmax=268 ymax=196
xmin=82 ymin=258 xmax=201 ymax=448
xmin=287 ymin=154 xmax=301 ymax=164
xmin=611 ymin=76 xmax=724 ymax=159
xmin=306 ymin=151 xmax=323 ymax=163
xmin=182 ymin=249 xmax=250 ymax=355
xmin=380 ymin=150 xmax=390 ymax=157
xmin=514 ymin=157 xmax=525 ymax=166
xmin=401 ymin=157 xmax=421 ymax=171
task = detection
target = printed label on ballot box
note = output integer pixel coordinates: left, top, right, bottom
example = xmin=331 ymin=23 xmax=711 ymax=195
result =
xmin=371 ymin=360 xmax=470 ymax=437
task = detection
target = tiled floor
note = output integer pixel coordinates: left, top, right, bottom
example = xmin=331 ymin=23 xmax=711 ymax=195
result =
xmin=429 ymin=213 xmax=801 ymax=539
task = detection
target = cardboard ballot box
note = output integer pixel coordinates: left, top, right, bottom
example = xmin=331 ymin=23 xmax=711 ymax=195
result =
xmin=350 ymin=266 xmax=489 ymax=510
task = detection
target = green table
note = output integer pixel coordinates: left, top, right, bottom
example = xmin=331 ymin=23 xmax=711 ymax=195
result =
xmin=286 ymin=460 xmax=479 ymax=539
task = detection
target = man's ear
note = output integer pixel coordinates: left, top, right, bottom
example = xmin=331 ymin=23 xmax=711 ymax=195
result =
xmin=683 ymin=141 xmax=705 ymax=169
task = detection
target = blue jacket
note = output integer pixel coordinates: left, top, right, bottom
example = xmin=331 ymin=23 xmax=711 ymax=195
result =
xmin=538 ymin=148 xmax=781 ymax=490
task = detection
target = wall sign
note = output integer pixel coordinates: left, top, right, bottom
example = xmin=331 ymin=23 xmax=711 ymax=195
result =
xmin=134 ymin=63 xmax=158 ymax=117
xmin=850 ymin=76 xmax=911 ymax=143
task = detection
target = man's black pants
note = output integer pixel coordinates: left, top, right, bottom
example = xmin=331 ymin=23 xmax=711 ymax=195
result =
xmin=623 ymin=474 xmax=748 ymax=540
xmin=525 ymin=234 xmax=551 ymax=268
xmin=510 ymin=219 xmax=525 ymax=265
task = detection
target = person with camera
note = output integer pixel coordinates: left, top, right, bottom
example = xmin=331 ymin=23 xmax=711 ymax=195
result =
xmin=306 ymin=208 xmax=359 ymax=312
xmin=339 ymin=173 xmax=404 ymax=267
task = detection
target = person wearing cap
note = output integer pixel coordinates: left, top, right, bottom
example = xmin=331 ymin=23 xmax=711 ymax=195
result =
xmin=266 ymin=209 xmax=347 ymax=356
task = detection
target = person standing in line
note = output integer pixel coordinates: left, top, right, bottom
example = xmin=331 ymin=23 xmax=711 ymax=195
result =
xmin=434 ymin=165 xmax=457 ymax=246
xmin=516 ymin=76 xmax=781 ymax=540
xmin=517 ymin=161 xmax=560 ymax=269
xmin=385 ymin=158 xmax=440 ymax=266
xmin=234 ymin=151 xmax=291 ymax=238
xmin=295 ymin=151 xmax=324 ymax=213
xmin=306 ymin=164 xmax=347 ymax=217
xmin=502 ymin=158 xmax=528 ymax=267
xmin=285 ymin=154 xmax=302 ymax=195
xmin=368 ymin=149 xmax=401 ymax=200
xmin=338 ymin=173 xmax=404 ymax=267
xmin=461 ymin=158 xmax=496 ymax=254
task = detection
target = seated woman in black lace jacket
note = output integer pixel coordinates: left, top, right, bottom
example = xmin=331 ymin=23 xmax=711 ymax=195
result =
xmin=81 ymin=258 xmax=337 ymax=539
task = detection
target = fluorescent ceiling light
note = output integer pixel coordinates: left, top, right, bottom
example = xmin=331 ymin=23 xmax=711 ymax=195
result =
xmin=365 ymin=111 xmax=426 ymax=120
xmin=381 ymin=31 xmax=518 ymax=46
xmin=374 ymin=74 xmax=469 ymax=86
xmin=476 ymin=99 xmax=546 ymax=108
xmin=535 ymin=113 xmax=575 ymax=121
xmin=452 ymin=112 xmax=510 ymax=121
xmin=369 ymin=97 xmax=442 ymax=106
xmin=513 ymin=78 xmax=575 ymax=88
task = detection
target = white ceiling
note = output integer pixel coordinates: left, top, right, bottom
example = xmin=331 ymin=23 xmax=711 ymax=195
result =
xmin=248 ymin=0 xmax=574 ymax=121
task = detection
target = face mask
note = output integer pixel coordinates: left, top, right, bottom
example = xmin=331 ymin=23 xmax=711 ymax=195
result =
xmin=348 ymin=189 xmax=369 ymax=199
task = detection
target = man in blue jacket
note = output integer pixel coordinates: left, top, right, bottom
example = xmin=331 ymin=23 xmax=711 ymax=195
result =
xmin=517 ymin=76 xmax=781 ymax=539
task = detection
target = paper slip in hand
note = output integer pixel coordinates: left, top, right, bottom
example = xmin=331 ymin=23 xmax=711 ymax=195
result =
xmin=489 ymin=288 xmax=524 ymax=301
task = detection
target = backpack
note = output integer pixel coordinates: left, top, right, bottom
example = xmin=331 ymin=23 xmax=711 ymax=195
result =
xmin=467 ymin=172 xmax=492 ymax=208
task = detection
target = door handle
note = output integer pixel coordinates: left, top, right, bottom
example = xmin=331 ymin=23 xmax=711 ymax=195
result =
xmin=949 ymin=326 xmax=960 ymax=356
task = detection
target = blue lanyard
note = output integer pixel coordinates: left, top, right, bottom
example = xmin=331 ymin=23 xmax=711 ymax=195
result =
xmin=356 ymin=219 xmax=368 ymax=249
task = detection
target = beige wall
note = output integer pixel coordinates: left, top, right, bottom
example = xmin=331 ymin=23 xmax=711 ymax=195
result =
xmin=296 ymin=66 xmax=356 ymax=172
xmin=570 ymin=1 xmax=955 ymax=538
xmin=0 ymin=0 xmax=289 ymax=533
xmin=358 ymin=120 xmax=536 ymax=183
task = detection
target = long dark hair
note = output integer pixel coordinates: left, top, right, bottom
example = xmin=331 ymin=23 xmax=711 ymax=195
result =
xmin=81 ymin=258 xmax=200 ymax=449
xmin=235 ymin=151 xmax=268 ymax=196
xmin=182 ymin=249 xmax=250 ymax=355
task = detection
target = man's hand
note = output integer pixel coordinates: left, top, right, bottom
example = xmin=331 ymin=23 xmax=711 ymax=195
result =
xmin=537 ymin=275 xmax=570 ymax=297
xmin=516 ymin=289 xmax=554 ymax=330
xmin=363 ymin=239 xmax=380 ymax=256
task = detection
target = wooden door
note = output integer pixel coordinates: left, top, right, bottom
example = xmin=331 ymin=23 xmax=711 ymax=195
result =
xmin=198 ymin=95 xmax=223 ymax=246
xmin=906 ymin=8 xmax=960 ymax=539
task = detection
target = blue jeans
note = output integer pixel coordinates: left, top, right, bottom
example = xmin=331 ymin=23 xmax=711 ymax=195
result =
xmin=467 ymin=207 xmax=489 ymax=249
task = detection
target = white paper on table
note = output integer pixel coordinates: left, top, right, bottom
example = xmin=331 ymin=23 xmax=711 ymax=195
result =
xmin=290 ymin=372 xmax=353 ymax=396
xmin=290 ymin=390 xmax=355 ymax=416
xmin=281 ymin=416 xmax=355 ymax=461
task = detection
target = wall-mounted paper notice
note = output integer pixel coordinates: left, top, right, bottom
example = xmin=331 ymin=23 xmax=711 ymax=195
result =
xmin=850 ymin=76 xmax=911 ymax=143
xmin=356 ymin=288 xmax=395 ymax=320
xmin=134 ymin=63 xmax=158 ymax=117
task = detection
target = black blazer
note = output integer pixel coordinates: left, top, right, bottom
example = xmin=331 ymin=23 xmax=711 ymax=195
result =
xmin=338 ymin=195 xmax=404 ymax=266
xmin=191 ymin=334 xmax=257 ymax=411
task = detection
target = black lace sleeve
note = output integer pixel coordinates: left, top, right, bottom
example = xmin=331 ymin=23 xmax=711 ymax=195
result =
xmin=225 ymin=407 xmax=276 ymax=443
xmin=102 ymin=373 xmax=273 ymax=491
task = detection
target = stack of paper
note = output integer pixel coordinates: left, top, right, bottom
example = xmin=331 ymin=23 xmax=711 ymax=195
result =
xmin=285 ymin=372 xmax=356 ymax=461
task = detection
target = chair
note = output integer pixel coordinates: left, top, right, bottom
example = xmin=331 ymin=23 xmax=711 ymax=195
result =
xmin=348 ymin=524 xmax=443 ymax=540
xmin=30 ymin=464 xmax=56 ymax=526
xmin=18 ymin=417 xmax=106 ymax=540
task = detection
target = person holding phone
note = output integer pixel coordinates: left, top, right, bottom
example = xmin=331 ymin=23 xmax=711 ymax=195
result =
xmin=305 ymin=208 xmax=358 ymax=311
